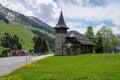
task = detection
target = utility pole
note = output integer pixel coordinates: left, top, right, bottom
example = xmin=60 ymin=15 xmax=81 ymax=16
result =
xmin=25 ymin=46 xmax=29 ymax=66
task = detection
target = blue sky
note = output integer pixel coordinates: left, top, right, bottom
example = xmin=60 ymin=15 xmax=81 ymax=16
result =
xmin=0 ymin=0 xmax=120 ymax=34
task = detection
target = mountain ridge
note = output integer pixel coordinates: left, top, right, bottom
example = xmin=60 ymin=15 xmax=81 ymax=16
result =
xmin=0 ymin=4 xmax=54 ymax=34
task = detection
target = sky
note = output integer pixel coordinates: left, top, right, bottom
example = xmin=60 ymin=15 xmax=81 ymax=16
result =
xmin=0 ymin=0 xmax=120 ymax=34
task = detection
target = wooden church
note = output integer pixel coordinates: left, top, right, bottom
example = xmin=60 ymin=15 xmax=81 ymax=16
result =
xmin=53 ymin=11 xmax=95 ymax=55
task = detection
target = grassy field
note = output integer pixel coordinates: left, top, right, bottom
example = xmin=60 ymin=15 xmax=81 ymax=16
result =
xmin=1 ymin=53 xmax=120 ymax=80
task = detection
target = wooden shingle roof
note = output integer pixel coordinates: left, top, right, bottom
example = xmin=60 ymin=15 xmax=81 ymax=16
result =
xmin=63 ymin=37 xmax=81 ymax=47
xmin=67 ymin=32 xmax=95 ymax=45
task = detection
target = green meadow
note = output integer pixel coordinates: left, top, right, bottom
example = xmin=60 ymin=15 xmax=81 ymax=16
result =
xmin=1 ymin=53 xmax=120 ymax=80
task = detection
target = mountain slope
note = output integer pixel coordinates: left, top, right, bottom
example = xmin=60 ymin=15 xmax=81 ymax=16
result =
xmin=0 ymin=20 xmax=35 ymax=48
xmin=0 ymin=4 xmax=54 ymax=34
xmin=0 ymin=4 xmax=55 ymax=54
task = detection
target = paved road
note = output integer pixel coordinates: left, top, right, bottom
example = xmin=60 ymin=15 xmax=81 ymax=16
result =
xmin=0 ymin=54 xmax=54 ymax=77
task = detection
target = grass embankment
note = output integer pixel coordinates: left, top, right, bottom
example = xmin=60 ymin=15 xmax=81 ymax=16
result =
xmin=1 ymin=53 xmax=120 ymax=80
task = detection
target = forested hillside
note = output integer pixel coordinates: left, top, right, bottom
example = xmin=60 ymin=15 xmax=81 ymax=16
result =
xmin=0 ymin=4 xmax=55 ymax=55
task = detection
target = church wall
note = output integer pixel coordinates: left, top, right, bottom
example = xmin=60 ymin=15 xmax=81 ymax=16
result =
xmin=55 ymin=33 xmax=67 ymax=55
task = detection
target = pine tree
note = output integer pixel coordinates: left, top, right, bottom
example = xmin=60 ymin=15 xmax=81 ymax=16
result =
xmin=95 ymin=31 xmax=103 ymax=53
xmin=34 ymin=35 xmax=50 ymax=53
xmin=42 ymin=39 xmax=49 ymax=52
xmin=34 ymin=36 xmax=43 ymax=53
xmin=85 ymin=26 xmax=95 ymax=42
xmin=1 ymin=33 xmax=22 ymax=50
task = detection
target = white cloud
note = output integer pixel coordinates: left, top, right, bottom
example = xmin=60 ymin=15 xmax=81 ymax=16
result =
xmin=0 ymin=0 xmax=120 ymax=34
xmin=58 ymin=0 xmax=120 ymax=26
xmin=69 ymin=26 xmax=87 ymax=34
xmin=0 ymin=0 xmax=60 ymax=23
xmin=0 ymin=0 xmax=35 ymax=16
xmin=54 ymin=0 xmax=120 ymax=34
xmin=111 ymin=27 xmax=120 ymax=35
xmin=94 ymin=23 xmax=120 ymax=35
xmin=23 ymin=0 xmax=60 ymax=23
xmin=66 ymin=21 xmax=87 ymax=34
xmin=94 ymin=23 xmax=105 ymax=34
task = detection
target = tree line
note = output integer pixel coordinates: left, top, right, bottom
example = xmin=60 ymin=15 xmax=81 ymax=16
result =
xmin=0 ymin=32 xmax=50 ymax=54
xmin=31 ymin=29 xmax=55 ymax=50
xmin=34 ymin=35 xmax=50 ymax=53
xmin=85 ymin=26 xmax=120 ymax=53
xmin=0 ymin=32 xmax=22 ymax=50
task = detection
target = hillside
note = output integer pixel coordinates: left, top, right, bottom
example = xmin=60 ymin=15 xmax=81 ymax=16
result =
xmin=0 ymin=20 xmax=34 ymax=48
xmin=0 ymin=4 xmax=55 ymax=55
xmin=1 ymin=53 xmax=120 ymax=80
xmin=0 ymin=20 xmax=55 ymax=51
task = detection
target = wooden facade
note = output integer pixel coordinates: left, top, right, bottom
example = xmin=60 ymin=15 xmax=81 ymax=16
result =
xmin=63 ymin=33 xmax=94 ymax=55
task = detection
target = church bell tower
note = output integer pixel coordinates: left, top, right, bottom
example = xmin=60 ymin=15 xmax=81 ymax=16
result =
xmin=53 ymin=11 xmax=69 ymax=55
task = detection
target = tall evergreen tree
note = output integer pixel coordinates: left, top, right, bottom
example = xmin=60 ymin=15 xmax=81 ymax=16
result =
xmin=95 ymin=31 xmax=103 ymax=53
xmin=85 ymin=26 xmax=95 ymax=42
xmin=1 ymin=33 xmax=22 ymax=50
xmin=42 ymin=39 xmax=49 ymax=52
xmin=34 ymin=36 xmax=43 ymax=53
xmin=34 ymin=35 xmax=50 ymax=53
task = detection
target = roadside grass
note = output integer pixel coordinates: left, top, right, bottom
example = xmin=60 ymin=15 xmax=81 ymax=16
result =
xmin=1 ymin=53 xmax=120 ymax=80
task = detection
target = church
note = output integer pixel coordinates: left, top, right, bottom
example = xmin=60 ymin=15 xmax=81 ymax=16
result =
xmin=53 ymin=11 xmax=95 ymax=55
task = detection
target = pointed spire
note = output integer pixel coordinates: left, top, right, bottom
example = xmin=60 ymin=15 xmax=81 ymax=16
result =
xmin=53 ymin=11 xmax=69 ymax=29
xmin=57 ymin=11 xmax=66 ymax=26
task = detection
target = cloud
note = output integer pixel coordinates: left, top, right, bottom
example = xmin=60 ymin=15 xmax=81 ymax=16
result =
xmin=0 ymin=0 xmax=35 ymax=16
xmin=0 ymin=0 xmax=60 ymax=23
xmin=23 ymin=0 xmax=60 ymax=23
xmin=111 ymin=27 xmax=120 ymax=35
xmin=94 ymin=23 xmax=120 ymax=35
xmin=58 ymin=0 xmax=120 ymax=26
xmin=0 ymin=0 xmax=120 ymax=34
xmin=54 ymin=0 xmax=120 ymax=34
xmin=94 ymin=23 xmax=105 ymax=34
xmin=66 ymin=21 xmax=88 ymax=34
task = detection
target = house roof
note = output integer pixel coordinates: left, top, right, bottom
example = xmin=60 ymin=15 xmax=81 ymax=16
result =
xmin=53 ymin=11 xmax=69 ymax=29
xmin=66 ymin=32 xmax=95 ymax=45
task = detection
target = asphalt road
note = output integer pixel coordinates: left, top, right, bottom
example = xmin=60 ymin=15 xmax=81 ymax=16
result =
xmin=0 ymin=54 xmax=54 ymax=77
